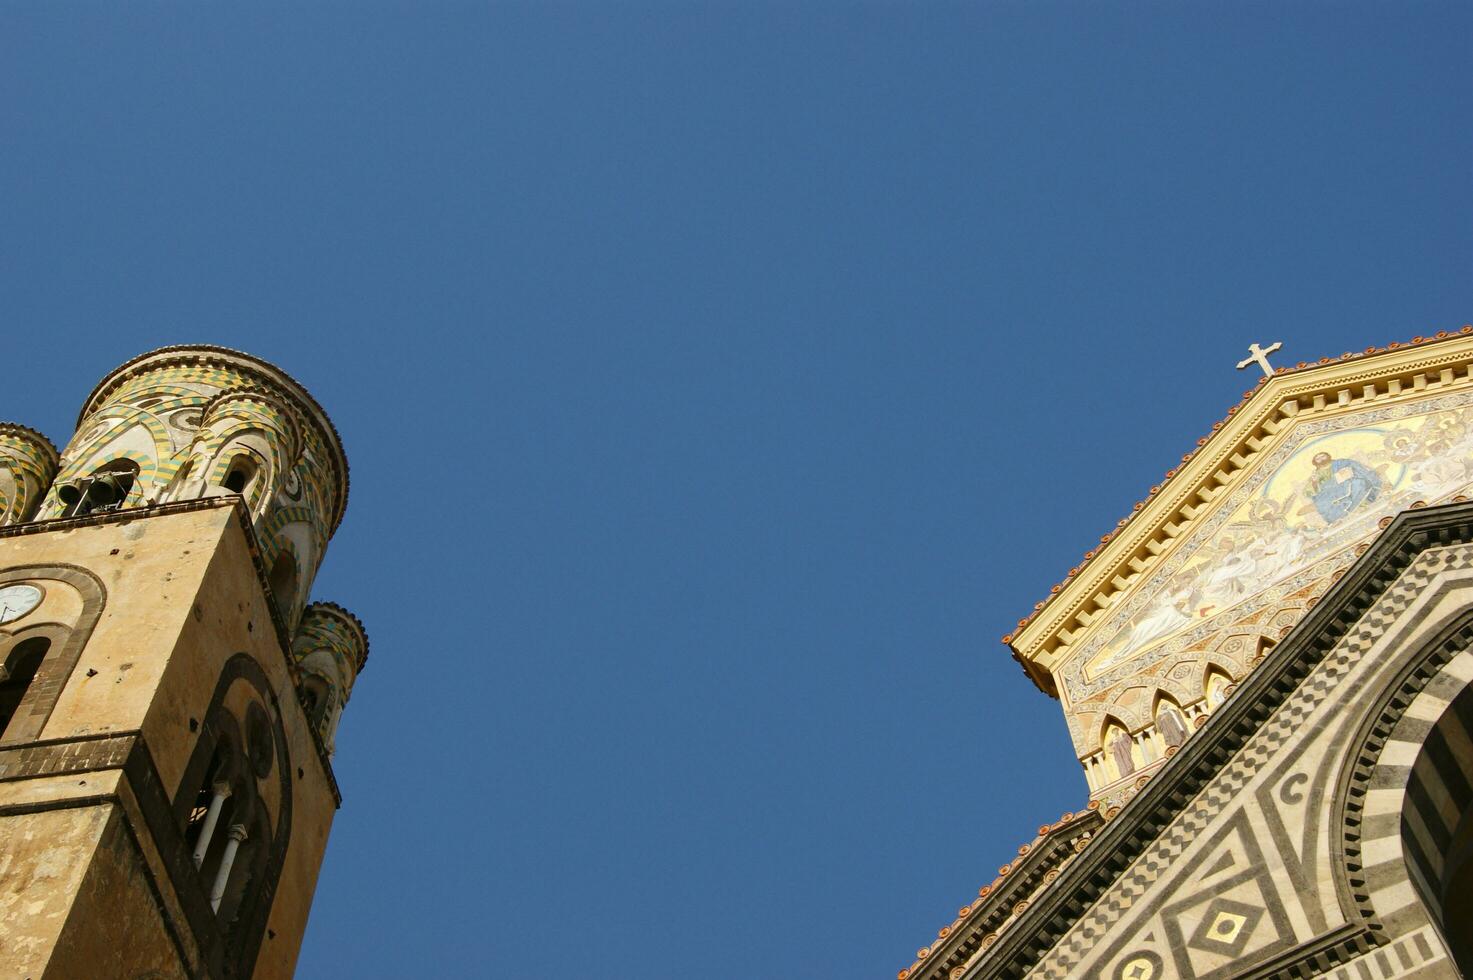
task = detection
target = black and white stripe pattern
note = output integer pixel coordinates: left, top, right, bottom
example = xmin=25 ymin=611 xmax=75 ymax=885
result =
xmin=1357 ymin=648 xmax=1473 ymax=939
xmin=1317 ymin=924 xmax=1443 ymax=980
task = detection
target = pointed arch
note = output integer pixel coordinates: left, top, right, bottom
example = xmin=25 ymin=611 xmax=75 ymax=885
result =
xmin=1204 ymin=665 xmax=1234 ymax=708
xmin=206 ymin=444 xmax=271 ymax=514
xmin=1100 ymin=715 xmax=1137 ymax=782
xmin=1151 ymin=692 xmax=1191 ymax=749
xmin=1341 ymin=638 xmax=1473 ymax=975
xmin=202 ymin=426 xmax=281 ymax=490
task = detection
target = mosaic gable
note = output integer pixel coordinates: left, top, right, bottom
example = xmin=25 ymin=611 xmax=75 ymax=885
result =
xmin=899 ymin=334 xmax=1473 ymax=980
xmin=1001 ymin=333 xmax=1473 ymax=798
xmin=1081 ymin=397 xmax=1473 ymax=692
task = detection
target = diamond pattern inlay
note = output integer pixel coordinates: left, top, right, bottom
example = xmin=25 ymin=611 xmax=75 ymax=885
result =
xmin=1186 ymin=898 xmax=1262 ymax=958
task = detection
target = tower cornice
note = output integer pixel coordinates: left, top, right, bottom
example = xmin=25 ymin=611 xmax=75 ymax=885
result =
xmin=77 ymin=345 xmax=350 ymax=532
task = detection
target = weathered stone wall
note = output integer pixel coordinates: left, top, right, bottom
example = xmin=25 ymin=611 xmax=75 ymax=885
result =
xmin=144 ymin=505 xmax=339 ymax=979
xmin=0 ymin=503 xmax=340 ymax=979
xmin=45 ymin=805 xmax=188 ymax=980
xmin=0 ymin=804 xmax=114 ymax=977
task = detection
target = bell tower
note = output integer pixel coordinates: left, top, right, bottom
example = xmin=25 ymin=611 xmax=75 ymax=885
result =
xmin=0 ymin=346 xmax=367 ymax=978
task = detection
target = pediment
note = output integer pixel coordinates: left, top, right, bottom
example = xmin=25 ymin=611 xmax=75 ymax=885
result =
xmin=1010 ymin=330 xmax=1473 ymax=711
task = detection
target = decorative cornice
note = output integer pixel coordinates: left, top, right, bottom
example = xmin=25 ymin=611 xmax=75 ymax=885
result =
xmin=1008 ymin=325 xmax=1473 ymax=695
xmin=77 ymin=345 xmax=350 ymax=533
xmin=965 ymin=499 xmax=1473 ymax=978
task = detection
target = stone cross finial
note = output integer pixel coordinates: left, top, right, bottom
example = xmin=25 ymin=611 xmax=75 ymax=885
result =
xmin=1236 ymin=341 xmax=1283 ymax=377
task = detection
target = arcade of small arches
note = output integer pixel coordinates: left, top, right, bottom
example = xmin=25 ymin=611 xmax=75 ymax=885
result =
xmin=1083 ymin=658 xmax=1258 ymax=793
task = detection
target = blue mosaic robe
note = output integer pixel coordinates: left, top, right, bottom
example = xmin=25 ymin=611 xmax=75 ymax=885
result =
xmin=1309 ymin=458 xmax=1381 ymax=523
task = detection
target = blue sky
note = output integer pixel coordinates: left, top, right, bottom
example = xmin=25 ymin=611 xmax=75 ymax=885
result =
xmin=3 ymin=3 xmax=1471 ymax=977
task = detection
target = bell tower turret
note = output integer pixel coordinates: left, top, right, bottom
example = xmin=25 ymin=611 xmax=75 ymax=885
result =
xmin=39 ymin=346 xmax=349 ymax=630
xmin=0 ymin=423 xmax=58 ymax=525
xmin=292 ymin=602 xmax=368 ymax=755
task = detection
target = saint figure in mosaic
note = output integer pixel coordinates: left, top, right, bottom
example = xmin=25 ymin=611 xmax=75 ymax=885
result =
xmin=1156 ymin=703 xmax=1189 ymax=748
xmin=1304 ymin=452 xmax=1381 ymax=524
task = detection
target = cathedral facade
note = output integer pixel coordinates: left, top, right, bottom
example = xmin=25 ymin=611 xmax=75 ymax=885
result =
xmin=901 ymin=331 xmax=1473 ymax=979
xmin=0 ymin=347 xmax=366 ymax=978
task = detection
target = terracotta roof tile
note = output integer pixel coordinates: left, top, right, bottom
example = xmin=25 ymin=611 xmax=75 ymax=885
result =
xmin=895 ymin=803 xmax=1099 ymax=980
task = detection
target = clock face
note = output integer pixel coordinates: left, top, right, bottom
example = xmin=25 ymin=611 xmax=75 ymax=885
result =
xmin=0 ymin=584 xmax=43 ymax=625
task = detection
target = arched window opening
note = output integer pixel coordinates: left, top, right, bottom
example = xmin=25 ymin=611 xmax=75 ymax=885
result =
xmin=215 ymin=800 xmax=269 ymax=927
xmin=300 ymin=674 xmax=331 ymax=730
xmin=221 ymin=455 xmax=258 ymax=496
xmin=175 ymin=659 xmax=293 ymax=966
xmin=267 ymin=551 xmax=298 ymax=620
xmin=176 ymin=713 xmax=267 ymax=926
xmin=0 ymin=637 xmax=50 ymax=738
xmin=184 ymin=742 xmax=232 ymax=855
xmin=59 ymin=459 xmax=139 ymax=518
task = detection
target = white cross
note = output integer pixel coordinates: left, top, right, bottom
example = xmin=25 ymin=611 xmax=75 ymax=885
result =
xmin=1236 ymin=341 xmax=1283 ymax=377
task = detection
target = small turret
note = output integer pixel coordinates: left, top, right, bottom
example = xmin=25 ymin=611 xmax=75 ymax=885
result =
xmin=39 ymin=346 xmax=349 ymax=630
xmin=291 ymin=602 xmax=368 ymax=754
xmin=0 ymin=424 xmax=59 ymax=525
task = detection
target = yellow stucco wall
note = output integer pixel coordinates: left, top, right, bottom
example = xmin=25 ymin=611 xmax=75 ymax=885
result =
xmin=0 ymin=502 xmax=339 ymax=978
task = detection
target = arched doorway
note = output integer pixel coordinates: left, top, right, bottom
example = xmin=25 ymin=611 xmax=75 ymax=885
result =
xmin=1400 ymin=678 xmax=1473 ymax=973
